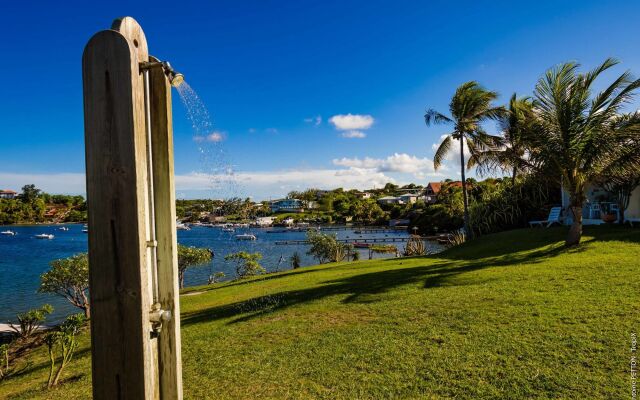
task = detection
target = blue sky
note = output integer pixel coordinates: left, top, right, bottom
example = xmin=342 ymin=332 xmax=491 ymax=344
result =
xmin=2 ymin=0 xmax=640 ymax=199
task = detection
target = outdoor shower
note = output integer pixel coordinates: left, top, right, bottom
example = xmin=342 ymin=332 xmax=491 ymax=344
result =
xmin=83 ymin=17 xmax=183 ymax=399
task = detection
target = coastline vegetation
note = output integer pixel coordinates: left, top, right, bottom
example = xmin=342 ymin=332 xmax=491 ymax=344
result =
xmin=1 ymin=226 xmax=638 ymax=398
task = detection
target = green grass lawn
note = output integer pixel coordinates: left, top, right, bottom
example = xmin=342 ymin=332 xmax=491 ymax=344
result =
xmin=2 ymin=226 xmax=639 ymax=399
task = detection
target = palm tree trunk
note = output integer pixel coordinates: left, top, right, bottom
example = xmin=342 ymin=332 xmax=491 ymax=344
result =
xmin=459 ymin=137 xmax=471 ymax=238
xmin=566 ymin=198 xmax=583 ymax=247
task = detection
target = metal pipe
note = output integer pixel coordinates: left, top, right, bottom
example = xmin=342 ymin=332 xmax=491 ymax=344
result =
xmin=143 ymin=68 xmax=160 ymax=304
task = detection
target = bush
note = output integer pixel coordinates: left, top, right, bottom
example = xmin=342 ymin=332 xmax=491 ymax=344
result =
xmin=10 ymin=304 xmax=53 ymax=338
xmin=306 ymin=231 xmax=352 ymax=263
xmin=46 ymin=313 xmax=86 ymax=388
xmin=225 ymin=252 xmax=265 ymax=279
xmin=290 ymin=252 xmax=301 ymax=269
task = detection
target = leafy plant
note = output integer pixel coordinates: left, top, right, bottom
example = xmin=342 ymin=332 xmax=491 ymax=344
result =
xmin=290 ymin=252 xmax=302 ymax=269
xmin=404 ymin=236 xmax=427 ymax=256
xmin=306 ymin=231 xmax=352 ymax=263
xmin=10 ymin=304 xmax=53 ymax=338
xmin=208 ymin=271 xmax=226 ymax=284
xmin=46 ymin=313 xmax=86 ymax=388
xmin=225 ymin=252 xmax=265 ymax=279
xmin=447 ymin=230 xmax=467 ymax=247
xmin=178 ymin=245 xmax=213 ymax=288
xmin=39 ymin=253 xmax=90 ymax=318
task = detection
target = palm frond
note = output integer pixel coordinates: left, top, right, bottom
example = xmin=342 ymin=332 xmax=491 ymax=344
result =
xmin=433 ymin=134 xmax=453 ymax=170
xmin=424 ymin=109 xmax=452 ymax=126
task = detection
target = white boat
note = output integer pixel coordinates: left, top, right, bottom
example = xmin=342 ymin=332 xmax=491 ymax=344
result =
xmin=35 ymin=234 xmax=54 ymax=240
xmin=176 ymin=223 xmax=191 ymax=231
xmin=58 ymin=227 xmax=69 ymax=231
xmin=1 ymin=230 xmax=16 ymax=236
xmin=82 ymin=229 xmax=88 ymax=233
xmin=222 ymin=227 xmax=235 ymax=232
xmin=235 ymin=233 xmax=256 ymax=241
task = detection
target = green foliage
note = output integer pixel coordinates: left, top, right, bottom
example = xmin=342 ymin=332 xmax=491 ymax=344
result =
xmin=178 ymin=245 xmax=213 ymax=288
xmin=45 ymin=314 xmax=86 ymax=388
xmin=39 ymin=253 xmax=90 ymax=318
xmin=526 ymin=59 xmax=640 ymax=245
xmin=290 ymin=252 xmax=302 ymax=269
xmin=468 ymin=176 xmax=557 ymax=236
xmin=224 ymin=251 xmax=265 ymax=279
xmin=403 ymin=236 xmax=427 ymax=256
xmin=306 ymin=231 xmax=352 ymax=263
xmin=208 ymin=271 xmax=226 ymax=284
xmin=10 ymin=304 xmax=54 ymax=338
xmin=425 ymin=81 xmax=506 ymax=236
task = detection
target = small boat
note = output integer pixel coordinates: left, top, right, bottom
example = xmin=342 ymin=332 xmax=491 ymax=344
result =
xmin=1 ymin=230 xmax=16 ymax=236
xmin=176 ymin=223 xmax=191 ymax=231
xmin=35 ymin=234 xmax=54 ymax=240
xmin=58 ymin=227 xmax=69 ymax=231
xmin=353 ymin=242 xmax=371 ymax=248
xmin=82 ymin=229 xmax=88 ymax=233
xmin=235 ymin=234 xmax=256 ymax=241
xmin=222 ymin=227 xmax=235 ymax=232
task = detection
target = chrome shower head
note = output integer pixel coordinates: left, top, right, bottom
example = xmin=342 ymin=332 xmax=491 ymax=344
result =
xmin=161 ymin=61 xmax=184 ymax=88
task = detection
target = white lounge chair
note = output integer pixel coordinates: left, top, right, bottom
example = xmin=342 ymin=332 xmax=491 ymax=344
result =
xmin=529 ymin=207 xmax=562 ymax=228
xmin=625 ymin=218 xmax=640 ymax=227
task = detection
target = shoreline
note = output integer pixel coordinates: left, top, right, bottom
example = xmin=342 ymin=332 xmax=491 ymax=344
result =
xmin=0 ymin=222 xmax=86 ymax=227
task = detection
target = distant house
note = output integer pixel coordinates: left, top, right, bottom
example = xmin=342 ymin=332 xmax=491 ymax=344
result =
xmin=377 ymin=195 xmax=402 ymax=205
xmin=398 ymin=193 xmax=419 ymax=204
xmin=354 ymin=192 xmax=372 ymax=200
xmin=424 ymin=181 xmax=468 ymax=203
xmin=424 ymin=182 xmax=442 ymax=203
xmin=0 ymin=189 xmax=17 ymax=199
xmin=270 ymin=199 xmax=304 ymax=213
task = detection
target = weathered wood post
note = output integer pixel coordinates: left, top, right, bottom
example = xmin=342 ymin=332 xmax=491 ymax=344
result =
xmin=83 ymin=16 xmax=182 ymax=399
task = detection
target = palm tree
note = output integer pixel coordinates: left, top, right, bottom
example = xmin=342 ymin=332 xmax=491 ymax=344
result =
xmin=468 ymin=93 xmax=538 ymax=183
xmin=527 ymin=58 xmax=640 ymax=246
xmin=425 ymin=81 xmax=505 ymax=236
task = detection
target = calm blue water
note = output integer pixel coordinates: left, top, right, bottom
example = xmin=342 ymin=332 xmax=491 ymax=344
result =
xmin=0 ymin=224 xmax=441 ymax=323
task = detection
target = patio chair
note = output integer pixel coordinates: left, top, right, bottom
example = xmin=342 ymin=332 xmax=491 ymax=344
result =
xmin=625 ymin=218 xmax=640 ymax=227
xmin=529 ymin=207 xmax=562 ymax=228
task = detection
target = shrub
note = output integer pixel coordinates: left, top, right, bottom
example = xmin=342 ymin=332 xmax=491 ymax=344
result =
xmin=404 ymin=236 xmax=427 ymax=256
xmin=225 ymin=252 xmax=265 ymax=279
xmin=10 ymin=304 xmax=53 ymax=338
xmin=39 ymin=254 xmax=90 ymax=318
xmin=290 ymin=252 xmax=301 ymax=269
xmin=46 ymin=313 xmax=86 ymax=388
xmin=306 ymin=231 xmax=352 ymax=263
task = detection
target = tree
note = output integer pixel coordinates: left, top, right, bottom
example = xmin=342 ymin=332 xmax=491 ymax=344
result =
xmin=177 ymin=245 xmax=213 ymax=288
xmin=306 ymin=231 xmax=352 ymax=263
xmin=10 ymin=304 xmax=53 ymax=338
xmin=39 ymin=254 xmax=90 ymax=318
xmin=224 ymin=251 xmax=265 ymax=279
xmin=527 ymin=59 xmax=640 ymax=245
xmin=46 ymin=313 xmax=85 ymax=388
xmin=425 ymin=81 xmax=505 ymax=237
xmin=469 ymin=94 xmax=538 ymax=182
xmin=19 ymin=184 xmax=41 ymax=204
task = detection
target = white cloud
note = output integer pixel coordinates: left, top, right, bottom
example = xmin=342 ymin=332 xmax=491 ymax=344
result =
xmin=341 ymin=130 xmax=366 ymax=139
xmin=333 ymin=153 xmax=437 ymax=175
xmin=304 ymin=115 xmax=322 ymax=126
xmin=329 ymin=114 xmax=374 ymax=130
xmin=193 ymin=131 xmax=225 ymax=143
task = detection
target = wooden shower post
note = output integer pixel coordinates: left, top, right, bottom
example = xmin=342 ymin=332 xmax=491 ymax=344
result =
xmin=83 ymin=17 xmax=182 ymax=399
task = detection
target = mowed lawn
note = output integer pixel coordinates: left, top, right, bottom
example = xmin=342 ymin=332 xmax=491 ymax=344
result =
xmin=2 ymin=226 xmax=639 ymax=399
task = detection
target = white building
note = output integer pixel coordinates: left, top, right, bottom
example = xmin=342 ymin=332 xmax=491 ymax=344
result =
xmin=255 ymin=216 xmax=275 ymax=227
xmin=377 ymin=196 xmax=402 ymax=205
xmin=560 ymin=183 xmax=640 ymax=225
xmin=0 ymin=190 xmax=17 ymax=199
